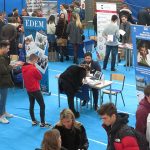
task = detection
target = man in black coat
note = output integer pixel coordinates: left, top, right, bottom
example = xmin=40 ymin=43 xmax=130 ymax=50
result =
xmin=0 ymin=12 xmax=5 ymax=41
xmin=81 ymin=52 xmax=101 ymax=110
xmin=59 ymin=65 xmax=88 ymax=118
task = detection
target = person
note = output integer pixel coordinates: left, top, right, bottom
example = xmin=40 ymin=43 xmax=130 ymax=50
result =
xmin=60 ymin=4 xmax=68 ymax=21
xmin=93 ymin=12 xmax=97 ymax=35
xmin=66 ymin=13 xmax=83 ymax=64
xmin=22 ymin=54 xmax=51 ymax=128
xmin=8 ymin=8 xmax=18 ymax=17
xmin=137 ymin=41 xmax=150 ymax=67
xmin=136 ymin=85 xmax=150 ymax=137
xmin=81 ymin=52 xmax=101 ymax=110
xmin=102 ymin=15 xmax=120 ymax=71
xmin=54 ymin=109 xmax=89 ymax=150
xmin=0 ymin=40 xmax=14 ymax=124
xmin=59 ymin=64 xmax=88 ymax=118
xmin=97 ymin=102 xmax=140 ymax=150
xmin=0 ymin=12 xmax=5 ymax=41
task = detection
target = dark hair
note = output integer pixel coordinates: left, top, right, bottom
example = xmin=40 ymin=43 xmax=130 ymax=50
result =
xmin=13 ymin=8 xmax=18 ymax=12
xmin=97 ymin=103 xmax=117 ymax=117
xmin=111 ymin=15 xmax=118 ymax=22
xmin=29 ymin=54 xmax=39 ymax=61
xmin=121 ymin=15 xmax=128 ymax=19
xmin=84 ymin=52 xmax=92 ymax=58
xmin=0 ymin=40 xmax=10 ymax=49
xmin=144 ymin=85 xmax=150 ymax=97
xmin=48 ymin=15 xmax=55 ymax=24
xmin=138 ymin=41 xmax=149 ymax=54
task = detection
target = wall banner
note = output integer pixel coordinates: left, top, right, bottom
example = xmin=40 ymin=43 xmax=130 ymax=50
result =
xmin=23 ymin=16 xmax=50 ymax=94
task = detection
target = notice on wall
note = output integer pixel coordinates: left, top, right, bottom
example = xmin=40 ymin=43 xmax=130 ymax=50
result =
xmin=96 ymin=2 xmax=117 ymax=60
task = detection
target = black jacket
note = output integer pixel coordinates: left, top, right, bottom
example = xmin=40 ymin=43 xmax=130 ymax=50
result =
xmin=138 ymin=9 xmax=150 ymax=26
xmin=0 ymin=55 xmax=14 ymax=88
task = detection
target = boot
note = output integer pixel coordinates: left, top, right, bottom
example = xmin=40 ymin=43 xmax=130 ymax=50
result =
xmin=60 ymin=55 xmax=63 ymax=62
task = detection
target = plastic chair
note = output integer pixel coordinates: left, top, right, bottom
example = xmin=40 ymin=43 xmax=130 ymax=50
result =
xmin=101 ymin=74 xmax=125 ymax=106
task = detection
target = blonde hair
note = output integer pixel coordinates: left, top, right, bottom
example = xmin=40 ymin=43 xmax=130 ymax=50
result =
xmin=72 ymin=13 xmax=82 ymax=29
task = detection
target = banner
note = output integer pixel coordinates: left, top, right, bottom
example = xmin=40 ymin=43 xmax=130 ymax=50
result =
xmin=131 ymin=25 xmax=150 ymax=99
xmin=23 ymin=16 xmax=50 ymax=94
xmin=96 ymin=2 xmax=117 ymax=60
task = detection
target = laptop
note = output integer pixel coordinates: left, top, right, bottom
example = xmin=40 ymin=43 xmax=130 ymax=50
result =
xmin=90 ymin=71 xmax=103 ymax=80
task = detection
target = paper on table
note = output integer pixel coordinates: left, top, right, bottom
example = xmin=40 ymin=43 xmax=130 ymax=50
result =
xmin=119 ymin=29 xmax=126 ymax=36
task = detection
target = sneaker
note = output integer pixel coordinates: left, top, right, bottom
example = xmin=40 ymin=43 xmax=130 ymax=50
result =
xmin=81 ymin=100 xmax=87 ymax=106
xmin=111 ymin=68 xmax=117 ymax=72
xmin=32 ymin=120 xmax=40 ymax=126
xmin=4 ymin=112 xmax=14 ymax=118
xmin=40 ymin=123 xmax=52 ymax=128
xmin=0 ymin=116 xmax=9 ymax=124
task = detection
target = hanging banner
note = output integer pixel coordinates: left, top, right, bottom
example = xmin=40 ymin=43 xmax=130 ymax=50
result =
xmin=131 ymin=25 xmax=150 ymax=99
xmin=96 ymin=2 xmax=117 ymax=60
xmin=23 ymin=16 xmax=50 ymax=94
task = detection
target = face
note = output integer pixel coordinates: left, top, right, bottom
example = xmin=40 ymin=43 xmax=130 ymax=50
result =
xmin=2 ymin=45 xmax=10 ymax=54
xmin=85 ymin=56 xmax=92 ymax=64
xmin=60 ymin=14 xmax=65 ymax=19
xmin=60 ymin=5 xmax=64 ymax=10
xmin=121 ymin=17 xmax=127 ymax=23
xmin=100 ymin=114 xmax=115 ymax=126
xmin=140 ymin=47 xmax=147 ymax=56
xmin=61 ymin=118 xmax=73 ymax=129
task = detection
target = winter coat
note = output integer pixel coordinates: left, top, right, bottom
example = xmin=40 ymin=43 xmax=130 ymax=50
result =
xmin=66 ymin=21 xmax=83 ymax=44
xmin=103 ymin=113 xmax=139 ymax=150
xmin=22 ymin=63 xmax=42 ymax=92
xmin=54 ymin=122 xmax=89 ymax=150
xmin=136 ymin=97 xmax=150 ymax=136
xmin=0 ymin=55 xmax=14 ymax=88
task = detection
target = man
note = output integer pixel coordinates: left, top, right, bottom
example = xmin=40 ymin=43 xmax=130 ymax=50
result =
xmin=97 ymin=103 xmax=140 ymax=150
xmin=102 ymin=15 xmax=120 ymax=71
xmin=81 ymin=52 xmax=101 ymax=110
xmin=0 ymin=12 xmax=5 ymax=41
xmin=0 ymin=40 xmax=14 ymax=124
xmin=22 ymin=54 xmax=51 ymax=128
xmin=136 ymin=85 xmax=150 ymax=136
xmin=120 ymin=15 xmax=132 ymax=66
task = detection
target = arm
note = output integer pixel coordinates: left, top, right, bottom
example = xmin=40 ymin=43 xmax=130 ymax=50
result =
xmin=33 ymin=68 xmax=42 ymax=80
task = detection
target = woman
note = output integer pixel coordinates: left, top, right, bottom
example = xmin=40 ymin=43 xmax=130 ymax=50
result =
xmin=54 ymin=109 xmax=89 ymax=150
xmin=55 ymin=13 xmax=68 ymax=62
xmin=67 ymin=13 xmax=83 ymax=64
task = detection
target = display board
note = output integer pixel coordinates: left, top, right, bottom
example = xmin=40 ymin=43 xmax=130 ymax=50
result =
xmin=96 ymin=2 xmax=117 ymax=60
xmin=23 ymin=16 xmax=50 ymax=94
xmin=131 ymin=25 xmax=150 ymax=100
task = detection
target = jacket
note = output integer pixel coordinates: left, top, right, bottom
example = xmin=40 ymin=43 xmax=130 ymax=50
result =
xmin=22 ymin=63 xmax=42 ymax=92
xmin=54 ymin=122 xmax=89 ymax=150
xmin=103 ymin=113 xmax=139 ymax=150
xmin=0 ymin=55 xmax=14 ymax=88
xmin=136 ymin=97 xmax=150 ymax=136
xmin=59 ymin=65 xmax=86 ymax=95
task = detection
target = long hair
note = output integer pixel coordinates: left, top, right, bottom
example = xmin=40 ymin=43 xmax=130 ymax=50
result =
xmin=72 ymin=13 xmax=82 ymax=29
xmin=42 ymin=129 xmax=61 ymax=150
xmin=48 ymin=15 xmax=55 ymax=24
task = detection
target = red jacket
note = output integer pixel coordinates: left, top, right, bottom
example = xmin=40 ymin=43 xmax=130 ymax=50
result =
xmin=22 ymin=63 xmax=42 ymax=92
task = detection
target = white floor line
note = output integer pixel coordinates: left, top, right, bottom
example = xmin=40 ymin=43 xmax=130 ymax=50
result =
xmin=88 ymin=138 xmax=107 ymax=146
xmin=13 ymin=115 xmax=31 ymax=122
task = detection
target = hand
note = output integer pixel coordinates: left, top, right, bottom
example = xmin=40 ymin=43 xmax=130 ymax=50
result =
xmin=18 ymin=43 xmax=23 ymax=48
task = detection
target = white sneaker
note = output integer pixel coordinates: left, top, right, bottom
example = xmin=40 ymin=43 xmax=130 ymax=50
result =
xmin=0 ymin=116 xmax=9 ymax=124
xmin=4 ymin=112 xmax=14 ymax=118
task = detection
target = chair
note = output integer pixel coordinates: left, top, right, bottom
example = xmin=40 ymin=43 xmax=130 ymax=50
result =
xmin=101 ymin=74 xmax=125 ymax=106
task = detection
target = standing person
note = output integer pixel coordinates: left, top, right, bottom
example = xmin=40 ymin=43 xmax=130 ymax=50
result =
xmin=0 ymin=12 xmax=5 ymax=41
xmin=60 ymin=4 xmax=68 ymax=21
xmin=54 ymin=109 xmax=89 ymax=150
xmin=81 ymin=52 xmax=101 ymax=110
xmin=93 ymin=12 xmax=97 ymax=35
xmin=55 ymin=13 xmax=68 ymax=62
xmin=67 ymin=13 xmax=83 ymax=64
xmin=22 ymin=54 xmax=51 ymax=128
xmin=0 ymin=40 xmax=14 ymax=124
xmin=59 ymin=65 xmax=88 ymax=118
xmin=97 ymin=103 xmax=140 ymax=150
xmin=136 ymin=85 xmax=150 ymax=137
xmin=102 ymin=15 xmax=120 ymax=71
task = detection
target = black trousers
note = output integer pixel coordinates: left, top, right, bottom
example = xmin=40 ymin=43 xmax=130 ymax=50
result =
xmin=27 ymin=90 xmax=45 ymax=123
xmin=92 ymin=88 xmax=98 ymax=107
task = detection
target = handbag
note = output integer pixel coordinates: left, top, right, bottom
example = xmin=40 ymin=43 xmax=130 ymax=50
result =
xmin=56 ymin=38 xmax=67 ymax=46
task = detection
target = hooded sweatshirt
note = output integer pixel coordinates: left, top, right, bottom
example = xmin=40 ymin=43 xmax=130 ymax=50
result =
xmin=22 ymin=63 xmax=42 ymax=92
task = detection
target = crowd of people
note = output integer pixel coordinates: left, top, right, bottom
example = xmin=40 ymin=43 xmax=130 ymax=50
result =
xmin=0 ymin=1 xmax=150 ymax=150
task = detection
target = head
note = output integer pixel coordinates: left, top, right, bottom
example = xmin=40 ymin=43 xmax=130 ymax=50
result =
xmin=144 ymin=85 xmax=150 ymax=103
xmin=97 ymin=103 xmax=117 ymax=126
xmin=28 ymin=54 xmax=39 ymax=64
xmin=0 ymin=40 xmax=10 ymax=55
xmin=84 ymin=52 xmax=92 ymax=64
xmin=13 ymin=8 xmax=18 ymax=14
xmin=121 ymin=3 xmax=129 ymax=9
xmin=111 ymin=15 xmax=118 ymax=23
xmin=41 ymin=129 xmax=61 ymax=150
xmin=60 ymin=109 xmax=75 ymax=129
xmin=48 ymin=15 xmax=55 ymax=24
xmin=121 ymin=15 xmax=128 ymax=23
xmin=59 ymin=13 xmax=65 ymax=20
xmin=138 ymin=41 xmax=148 ymax=57
xmin=60 ymin=4 xmax=65 ymax=10
xmin=72 ymin=13 xmax=82 ymax=28
xmin=22 ymin=8 xmax=28 ymax=16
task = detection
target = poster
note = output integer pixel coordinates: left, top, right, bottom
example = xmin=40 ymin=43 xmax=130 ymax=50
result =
xmin=131 ymin=25 xmax=150 ymax=96
xmin=24 ymin=16 xmax=50 ymax=94
xmin=96 ymin=2 xmax=117 ymax=60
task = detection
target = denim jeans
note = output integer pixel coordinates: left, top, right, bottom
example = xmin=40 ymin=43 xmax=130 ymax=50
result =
xmin=0 ymin=88 xmax=8 ymax=116
xmin=103 ymin=45 xmax=118 ymax=70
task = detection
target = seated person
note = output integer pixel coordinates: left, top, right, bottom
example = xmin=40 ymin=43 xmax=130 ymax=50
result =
xmin=81 ymin=52 xmax=101 ymax=110
xmin=53 ymin=109 xmax=89 ymax=150
xmin=59 ymin=64 xmax=89 ymax=118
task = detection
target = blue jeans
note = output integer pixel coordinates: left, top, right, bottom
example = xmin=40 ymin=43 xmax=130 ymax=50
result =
xmin=103 ymin=45 xmax=118 ymax=70
xmin=0 ymin=88 xmax=8 ymax=116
